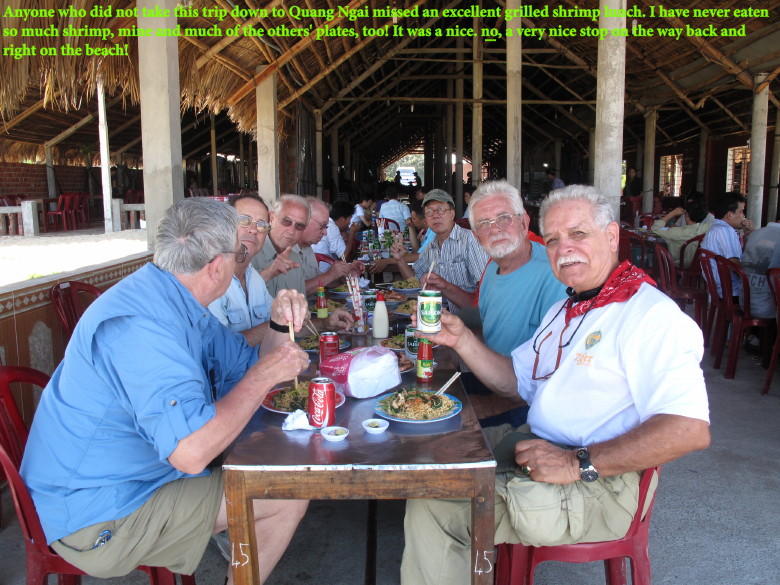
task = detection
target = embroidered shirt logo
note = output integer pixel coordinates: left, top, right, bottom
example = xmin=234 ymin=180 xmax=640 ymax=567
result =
xmin=585 ymin=330 xmax=602 ymax=350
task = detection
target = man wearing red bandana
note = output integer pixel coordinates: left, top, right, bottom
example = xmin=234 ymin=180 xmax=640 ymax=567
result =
xmin=401 ymin=185 xmax=711 ymax=585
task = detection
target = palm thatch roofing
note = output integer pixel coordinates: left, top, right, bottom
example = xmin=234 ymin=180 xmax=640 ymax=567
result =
xmin=1 ymin=0 xmax=779 ymax=172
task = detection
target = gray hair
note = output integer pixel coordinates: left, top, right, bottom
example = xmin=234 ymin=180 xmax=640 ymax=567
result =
xmin=154 ymin=198 xmax=238 ymax=275
xmin=271 ymin=194 xmax=311 ymax=222
xmin=539 ymin=185 xmax=614 ymax=235
xmin=468 ymin=180 xmax=525 ymax=229
xmin=306 ymin=196 xmax=331 ymax=214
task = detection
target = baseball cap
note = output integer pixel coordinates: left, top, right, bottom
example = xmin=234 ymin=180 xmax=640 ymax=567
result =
xmin=422 ymin=189 xmax=454 ymax=207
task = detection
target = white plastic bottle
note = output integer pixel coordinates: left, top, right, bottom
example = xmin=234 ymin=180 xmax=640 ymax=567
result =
xmin=372 ymin=291 xmax=389 ymax=338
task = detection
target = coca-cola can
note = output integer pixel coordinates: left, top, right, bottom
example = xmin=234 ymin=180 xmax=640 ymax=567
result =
xmin=308 ymin=377 xmax=336 ymax=428
xmin=319 ymin=332 xmax=340 ymax=363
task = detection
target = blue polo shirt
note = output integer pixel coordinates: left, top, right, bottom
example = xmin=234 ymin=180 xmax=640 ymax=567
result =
xmin=21 ymin=263 xmax=258 ymax=543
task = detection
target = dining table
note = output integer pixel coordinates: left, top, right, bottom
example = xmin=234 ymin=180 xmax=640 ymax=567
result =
xmin=222 ymin=324 xmax=497 ymax=585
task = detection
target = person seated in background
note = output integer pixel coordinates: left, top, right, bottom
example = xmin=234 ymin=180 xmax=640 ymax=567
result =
xmin=674 ymin=191 xmax=715 ymax=227
xmin=464 ymin=180 xmax=567 ymax=426
xmin=251 ymin=194 xmax=309 ymax=297
xmin=622 ymin=166 xmax=642 ymax=198
xmin=22 ymin=197 xmax=310 ymax=584
xmin=702 ymin=192 xmax=754 ymax=299
xmin=461 ymin=185 xmax=474 ymax=219
xmin=369 ymin=199 xmax=431 ymax=276
xmin=400 ymin=185 xmax=711 ymax=585
xmin=740 ymin=219 xmax=780 ymax=319
xmin=210 ymin=194 xmax=353 ymax=344
xmin=389 ymin=189 xmax=489 ymax=311
xmin=545 ymin=168 xmax=565 ymax=191
xmin=379 ymin=184 xmax=411 ymax=229
xmin=650 ymin=198 xmax=711 ymax=269
xmin=350 ymin=193 xmax=375 ymax=229
xmin=313 ymin=200 xmax=360 ymax=266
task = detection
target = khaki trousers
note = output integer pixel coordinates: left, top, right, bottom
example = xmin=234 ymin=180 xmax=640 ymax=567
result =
xmin=400 ymin=425 xmax=648 ymax=585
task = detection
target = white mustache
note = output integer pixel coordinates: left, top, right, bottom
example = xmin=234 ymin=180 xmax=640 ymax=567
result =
xmin=557 ymin=254 xmax=587 ymax=267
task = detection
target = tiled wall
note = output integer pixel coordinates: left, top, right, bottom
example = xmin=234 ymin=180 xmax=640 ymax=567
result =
xmin=0 ymin=251 xmax=153 ymax=426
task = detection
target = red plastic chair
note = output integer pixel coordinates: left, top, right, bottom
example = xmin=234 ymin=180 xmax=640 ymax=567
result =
xmin=763 ymin=268 xmax=780 ymax=395
xmin=698 ymin=249 xmax=723 ymax=349
xmin=495 ymin=467 xmax=661 ymax=585
xmin=654 ymin=245 xmax=705 ymax=326
xmin=0 ymin=365 xmax=196 ymax=585
xmin=50 ymin=281 xmax=103 ymax=338
xmin=73 ymin=192 xmax=90 ymax=228
xmin=678 ymin=234 xmax=705 ymax=287
xmin=315 ymin=253 xmax=336 ymax=266
xmin=638 ymin=214 xmax=655 ymax=230
xmin=377 ymin=217 xmax=401 ymax=231
xmin=713 ymin=255 xmax=774 ymax=379
xmin=618 ymin=229 xmax=646 ymax=269
xmin=47 ymin=193 xmax=75 ymax=231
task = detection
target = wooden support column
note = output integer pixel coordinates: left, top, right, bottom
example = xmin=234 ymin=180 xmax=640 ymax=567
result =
xmin=506 ymin=0 xmax=522 ymax=189
xmin=593 ymin=0 xmax=626 ymax=218
xmin=697 ymin=129 xmax=709 ymax=193
xmin=238 ymin=134 xmax=245 ymax=188
xmin=588 ymin=129 xmax=595 ymax=185
xmin=747 ymin=73 xmax=769 ymax=226
xmin=210 ymin=114 xmax=218 ymax=196
xmin=642 ymin=107 xmax=657 ymax=213
xmin=330 ymin=127 xmax=339 ymax=198
xmin=97 ymin=79 xmax=114 ymax=232
xmin=45 ymin=147 xmax=57 ymax=199
xmin=768 ymin=108 xmax=780 ymax=223
xmin=455 ymin=38 xmax=464 ymax=214
xmin=445 ymin=84 xmax=453 ymax=194
xmin=256 ymin=66 xmax=279 ymax=201
xmin=343 ymin=137 xmax=351 ymax=187
xmin=138 ymin=0 xmax=183 ymax=248
xmin=315 ymin=110 xmax=324 ymax=198
xmin=472 ymin=15 xmax=483 ymax=188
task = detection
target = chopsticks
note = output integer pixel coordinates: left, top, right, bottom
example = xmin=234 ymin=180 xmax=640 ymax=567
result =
xmin=305 ymin=320 xmax=319 ymax=337
xmin=435 ymin=371 xmax=461 ymax=395
xmin=288 ymin=322 xmax=298 ymax=387
xmin=421 ymin=260 xmax=437 ymax=292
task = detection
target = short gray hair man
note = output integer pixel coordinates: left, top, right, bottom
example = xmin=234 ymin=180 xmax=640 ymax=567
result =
xmin=539 ymin=185 xmax=614 ymax=234
xmin=154 ymin=197 xmax=238 ymax=275
xmin=467 ymin=179 xmax=526 ymax=230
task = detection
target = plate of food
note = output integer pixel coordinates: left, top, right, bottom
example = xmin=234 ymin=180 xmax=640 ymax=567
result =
xmin=393 ymin=298 xmax=418 ymax=316
xmin=373 ymin=388 xmax=462 ymax=423
xmin=297 ymin=335 xmax=350 ymax=353
xmin=308 ymin=298 xmax=346 ymax=314
xmin=262 ymin=382 xmax=346 ymax=414
xmin=382 ymin=289 xmax=408 ymax=302
xmin=391 ymin=277 xmax=422 ymax=294
xmin=397 ymin=353 xmax=415 ymax=373
xmin=379 ymin=334 xmax=406 ymax=352
xmin=327 ymin=284 xmax=356 ymax=298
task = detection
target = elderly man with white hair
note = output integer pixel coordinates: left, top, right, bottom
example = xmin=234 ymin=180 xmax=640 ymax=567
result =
xmin=22 ymin=197 xmax=310 ymax=584
xmin=401 ymin=185 xmax=711 ymax=585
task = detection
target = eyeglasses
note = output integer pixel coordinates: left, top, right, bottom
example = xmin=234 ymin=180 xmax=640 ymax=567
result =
xmin=474 ymin=213 xmax=521 ymax=234
xmin=424 ymin=205 xmax=452 ymax=218
xmin=211 ymin=243 xmax=248 ymax=264
xmin=238 ymin=215 xmax=271 ymax=233
xmin=279 ymin=216 xmax=307 ymax=231
xmin=531 ymin=301 xmax=589 ymax=380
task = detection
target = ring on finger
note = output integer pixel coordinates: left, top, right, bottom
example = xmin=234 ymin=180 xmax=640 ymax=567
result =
xmin=520 ymin=464 xmax=532 ymax=476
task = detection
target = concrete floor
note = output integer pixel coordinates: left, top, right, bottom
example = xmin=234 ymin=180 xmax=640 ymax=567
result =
xmin=2 ymin=342 xmax=779 ymax=585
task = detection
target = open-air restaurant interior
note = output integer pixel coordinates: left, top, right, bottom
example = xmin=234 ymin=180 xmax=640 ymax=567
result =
xmin=1 ymin=0 xmax=779 ymax=584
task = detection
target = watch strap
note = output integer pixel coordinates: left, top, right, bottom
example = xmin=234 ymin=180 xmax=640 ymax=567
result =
xmin=269 ymin=319 xmax=289 ymax=333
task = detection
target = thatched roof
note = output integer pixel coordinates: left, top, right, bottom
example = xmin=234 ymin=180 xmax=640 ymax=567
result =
xmin=1 ymin=0 xmax=779 ymax=169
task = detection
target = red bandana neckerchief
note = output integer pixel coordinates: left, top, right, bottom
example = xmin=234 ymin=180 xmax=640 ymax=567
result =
xmin=564 ymin=261 xmax=656 ymax=325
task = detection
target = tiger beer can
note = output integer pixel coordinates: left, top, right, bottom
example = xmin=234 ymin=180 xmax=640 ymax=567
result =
xmin=405 ymin=325 xmax=420 ymax=361
xmin=308 ymin=377 xmax=336 ymax=428
xmin=319 ymin=332 xmax=340 ymax=363
xmin=416 ymin=290 xmax=443 ymax=333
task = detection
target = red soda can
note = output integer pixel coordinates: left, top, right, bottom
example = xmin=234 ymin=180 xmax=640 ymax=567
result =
xmin=319 ymin=332 xmax=340 ymax=363
xmin=308 ymin=377 xmax=336 ymax=428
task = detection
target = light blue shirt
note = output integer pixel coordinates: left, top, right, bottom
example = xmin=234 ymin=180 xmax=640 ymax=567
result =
xmin=702 ymin=218 xmax=743 ymax=297
xmin=21 ymin=263 xmax=258 ymax=543
xmin=208 ymin=265 xmax=273 ymax=333
xmin=479 ymin=242 xmax=568 ymax=356
xmin=379 ymin=199 xmax=410 ymax=229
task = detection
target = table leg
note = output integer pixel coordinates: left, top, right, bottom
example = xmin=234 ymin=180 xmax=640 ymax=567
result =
xmin=225 ymin=471 xmax=261 ymax=585
xmin=364 ymin=500 xmax=378 ymax=585
xmin=471 ymin=467 xmax=496 ymax=585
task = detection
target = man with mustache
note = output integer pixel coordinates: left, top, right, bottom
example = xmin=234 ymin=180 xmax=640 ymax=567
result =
xmin=401 ymin=185 xmax=711 ymax=585
xmin=465 ymin=180 xmax=567 ymax=425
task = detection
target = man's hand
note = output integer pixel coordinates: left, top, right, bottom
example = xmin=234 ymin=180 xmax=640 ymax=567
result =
xmin=741 ymin=218 xmax=755 ymax=236
xmin=369 ymin=257 xmax=397 ymax=274
xmin=349 ymin=260 xmax=365 ymax=276
xmin=421 ymin=272 xmax=451 ymax=294
xmin=254 ymin=340 xmax=309 ymax=388
xmin=265 ymin=246 xmax=300 ymax=280
xmin=270 ymin=289 xmax=308 ymax=332
xmin=389 ymin=239 xmax=406 ymax=260
xmin=414 ymin=312 xmax=469 ymax=352
xmin=514 ymin=439 xmax=580 ymax=485
xmin=325 ymin=261 xmax=352 ymax=281
xmin=665 ymin=207 xmax=685 ymax=220
xmin=324 ymin=308 xmax=354 ymax=332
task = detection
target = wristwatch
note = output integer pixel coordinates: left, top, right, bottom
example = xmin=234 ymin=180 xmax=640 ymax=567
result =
xmin=576 ymin=447 xmax=599 ymax=482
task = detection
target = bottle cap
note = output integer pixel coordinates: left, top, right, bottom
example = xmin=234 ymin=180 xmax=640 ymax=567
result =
xmin=376 ymin=291 xmax=385 ymax=301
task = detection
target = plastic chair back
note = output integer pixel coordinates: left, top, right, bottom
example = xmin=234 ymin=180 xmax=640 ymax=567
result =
xmin=50 ymin=281 xmax=103 ymax=337
xmin=0 ymin=366 xmax=50 ymax=466
xmin=654 ymin=245 xmax=679 ymax=295
xmin=496 ymin=467 xmax=661 ymax=585
xmin=378 ymin=217 xmax=401 ymax=231
xmin=315 ymin=253 xmax=336 ymax=266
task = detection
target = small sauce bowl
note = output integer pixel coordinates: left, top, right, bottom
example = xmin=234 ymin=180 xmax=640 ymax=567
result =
xmin=362 ymin=418 xmax=389 ymax=434
xmin=321 ymin=426 xmax=350 ymax=442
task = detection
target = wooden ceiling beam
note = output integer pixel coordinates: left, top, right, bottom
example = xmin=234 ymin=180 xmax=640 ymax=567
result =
xmin=1 ymin=99 xmax=44 ymax=133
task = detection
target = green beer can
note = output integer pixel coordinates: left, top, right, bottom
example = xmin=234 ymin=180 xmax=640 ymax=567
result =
xmin=416 ymin=290 xmax=442 ymax=333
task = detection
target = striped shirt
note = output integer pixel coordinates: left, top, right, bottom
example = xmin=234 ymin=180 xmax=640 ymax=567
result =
xmin=412 ymin=223 xmax=489 ymax=311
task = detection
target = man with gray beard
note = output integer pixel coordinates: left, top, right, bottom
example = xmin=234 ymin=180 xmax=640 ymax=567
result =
xmin=465 ymin=181 xmax=567 ymax=425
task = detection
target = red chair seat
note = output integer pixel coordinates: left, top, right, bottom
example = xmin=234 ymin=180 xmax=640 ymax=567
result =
xmin=0 ymin=365 xmax=195 ymax=585
xmin=495 ymin=467 xmax=661 ymax=585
